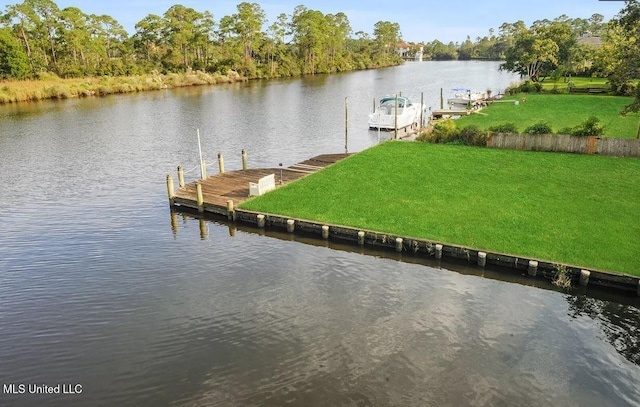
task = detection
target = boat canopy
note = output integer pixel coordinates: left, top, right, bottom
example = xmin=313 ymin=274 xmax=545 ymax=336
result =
xmin=451 ymin=87 xmax=470 ymax=92
xmin=380 ymin=96 xmax=411 ymax=107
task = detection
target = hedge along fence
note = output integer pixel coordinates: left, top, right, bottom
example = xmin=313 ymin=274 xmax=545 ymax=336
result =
xmin=486 ymin=133 xmax=640 ymax=157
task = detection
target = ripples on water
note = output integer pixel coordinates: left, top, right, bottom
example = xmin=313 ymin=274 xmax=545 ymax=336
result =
xmin=0 ymin=62 xmax=639 ymax=406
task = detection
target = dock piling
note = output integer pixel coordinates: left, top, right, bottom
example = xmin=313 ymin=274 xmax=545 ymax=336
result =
xmin=242 ymin=149 xmax=247 ymax=170
xmin=579 ymin=270 xmax=591 ymax=286
xmin=435 ymin=244 xmax=443 ymax=259
xmin=196 ymin=182 xmax=204 ymax=213
xmin=257 ymin=214 xmax=266 ymax=228
xmin=395 ymin=237 xmax=403 ymax=252
xmin=322 ymin=225 xmax=330 ymax=239
xmin=166 ymin=175 xmax=175 ymax=205
xmin=287 ymin=219 xmax=295 ymax=233
xmin=528 ymin=260 xmax=539 ymax=277
xmin=226 ymin=200 xmax=234 ymax=221
xmin=477 ymin=252 xmax=487 ymax=267
xmin=358 ymin=231 xmax=365 ymax=245
xmin=218 ymin=153 xmax=225 ymax=174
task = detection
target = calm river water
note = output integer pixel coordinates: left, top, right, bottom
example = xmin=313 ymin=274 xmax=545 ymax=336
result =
xmin=1 ymin=61 xmax=639 ymax=406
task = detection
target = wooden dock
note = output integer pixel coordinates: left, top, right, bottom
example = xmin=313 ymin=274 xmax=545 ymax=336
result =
xmin=171 ymin=153 xmax=351 ymax=213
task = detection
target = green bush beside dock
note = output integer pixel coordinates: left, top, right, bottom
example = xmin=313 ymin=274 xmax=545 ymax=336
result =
xmin=240 ymin=142 xmax=640 ymax=276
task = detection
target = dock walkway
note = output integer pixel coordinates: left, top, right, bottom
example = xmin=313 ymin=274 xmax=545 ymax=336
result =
xmin=172 ymin=153 xmax=351 ymax=212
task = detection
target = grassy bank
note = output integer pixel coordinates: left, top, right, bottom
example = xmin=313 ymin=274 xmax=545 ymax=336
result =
xmin=456 ymin=94 xmax=639 ymax=138
xmin=240 ymin=142 xmax=640 ymax=276
xmin=0 ymin=70 xmax=246 ymax=104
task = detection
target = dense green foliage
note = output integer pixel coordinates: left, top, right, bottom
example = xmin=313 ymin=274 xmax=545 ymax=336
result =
xmin=0 ymin=0 xmax=404 ymax=80
xmin=454 ymin=94 xmax=639 ymax=138
xmin=240 ymin=142 xmax=640 ymax=275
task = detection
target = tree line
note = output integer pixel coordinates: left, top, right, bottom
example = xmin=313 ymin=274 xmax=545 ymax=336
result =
xmin=0 ymin=0 xmax=638 ymax=110
xmin=0 ymin=0 xmax=404 ymax=80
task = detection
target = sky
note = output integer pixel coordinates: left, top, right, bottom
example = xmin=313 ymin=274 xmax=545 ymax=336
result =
xmin=1 ymin=0 xmax=628 ymax=43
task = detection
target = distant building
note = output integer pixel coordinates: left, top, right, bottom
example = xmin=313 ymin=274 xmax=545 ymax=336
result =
xmin=396 ymin=43 xmax=411 ymax=58
xmin=577 ymin=32 xmax=602 ymax=48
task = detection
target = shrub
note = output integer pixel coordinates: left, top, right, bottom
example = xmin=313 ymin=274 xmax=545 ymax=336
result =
xmin=570 ymin=116 xmax=604 ymax=137
xmin=459 ymin=125 xmax=488 ymax=146
xmin=524 ymin=121 xmax=553 ymax=134
xmin=430 ymin=119 xmax=460 ymax=143
xmin=488 ymin=123 xmax=518 ymax=133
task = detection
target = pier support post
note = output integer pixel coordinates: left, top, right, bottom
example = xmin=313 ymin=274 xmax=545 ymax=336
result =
xmin=196 ymin=182 xmax=204 ymax=213
xmin=358 ymin=231 xmax=365 ymax=245
xmin=322 ymin=225 xmax=330 ymax=239
xmin=200 ymin=158 xmax=207 ymax=180
xmin=286 ymin=219 xmax=295 ymax=233
xmin=166 ymin=174 xmax=175 ymax=205
xmin=435 ymin=244 xmax=443 ymax=259
xmin=257 ymin=214 xmax=265 ymax=228
xmin=637 ymin=280 xmax=640 ymax=297
xmin=395 ymin=237 xmax=403 ymax=252
xmin=528 ymin=261 xmax=539 ymax=277
xmin=579 ymin=270 xmax=591 ymax=287
xmin=477 ymin=252 xmax=487 ymax=267
xmin=226 ymin=200 xmax=235 ymax=221
xmin=218 ymin=153 xmax=225 ymax=174
xmin=177 ymin=165 xmax=185 ymax=188
xmin=242 ymin=149 xmax=247 ymax=170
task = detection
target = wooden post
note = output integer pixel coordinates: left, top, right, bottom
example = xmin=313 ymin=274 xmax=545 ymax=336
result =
xmin=345 ymin=97 xmax=348 ymax=154
xmin=373 ymin=97 xmax=376 ymax=113
xmin=528 ymin=260 xmax=538 ymax=277
xmin=218 ymin=153 xmax=225 ymax=174
xmin=196 ymin=182 xmax=204 ymax=213
xmin=477 ymin=252 xmax=487 ymax=267
xmin=636 ymin=120 xmax=640 ymax=139
xmin=286 ymin=219 xmax=295 ymax=233
xmin=440 ymin=88 xmax=444 ymax=109
xmin=200 ymin=157 xmax=207 ymax=180
xmin=257 ymin=214 xmax=265 ymax=228
xmin=242 ymin=149 xmax=248 ymax=170
xmin=435 ymin=244 xmax=443 ymax=259
xmin=322 ymin=225 xmax=329 ymax=239
xmin=358 ymin=231 xmax=365 ymax=245
xmin=226 ymin=200 xmax=234 ymax=221
xmin=579 ymin=269 xmax=591 ymax=286
xmin=177 ymin=165 xmax=185 ymax=188
xmin=394 ymin=94 xmax=398 ymax=139
xmin=395 ymin=237 xmax=403 ymax=252
xmin=166 ymin=174 xmax=175 ymax=205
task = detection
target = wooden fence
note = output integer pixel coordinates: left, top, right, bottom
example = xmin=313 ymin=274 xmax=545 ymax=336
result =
xmin=487 ymin=133 xmax=640 ymax=158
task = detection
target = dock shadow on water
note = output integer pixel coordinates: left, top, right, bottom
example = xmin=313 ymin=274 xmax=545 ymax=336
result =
xmin=166 ymin=209 xmax=640 ymax=407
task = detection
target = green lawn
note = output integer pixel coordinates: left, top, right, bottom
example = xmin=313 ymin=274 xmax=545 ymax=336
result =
xmin=456 ymin=93 xmax=640 ymax=138
xmin=240 ymin=142 xmax=640 ymax=276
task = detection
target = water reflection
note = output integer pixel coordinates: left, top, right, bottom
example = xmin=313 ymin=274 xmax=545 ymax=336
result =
xmin=568 ymin=296 xmax=640 ymax=365
xmin=173 ymin=209 xmax=640 ymax=369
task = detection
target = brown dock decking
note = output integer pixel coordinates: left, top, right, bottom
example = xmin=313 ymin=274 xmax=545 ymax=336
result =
xmin=172 ymin=153 xmax=351 ymax=211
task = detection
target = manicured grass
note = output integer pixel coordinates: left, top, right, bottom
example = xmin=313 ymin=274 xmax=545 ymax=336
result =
xmin=539 ymin=76 xmax=609 ymax=91
xmin=240 ymin=142 xmax=640 ymax=276
xmin=456 ymin=93 xmax=640 ymax=138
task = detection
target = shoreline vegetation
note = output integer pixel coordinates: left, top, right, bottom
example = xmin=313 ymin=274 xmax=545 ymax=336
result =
xmin=0 ymin=70 xmax=249 ymax=104
xmin=240 ymin=142 xmax=640 ymax=277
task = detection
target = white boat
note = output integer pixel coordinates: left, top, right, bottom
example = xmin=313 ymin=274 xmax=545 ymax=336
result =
xmin=447 ymin=88 xmax=486 ymax=109
xmin=368 ymin=96 xmax=425 ymax=130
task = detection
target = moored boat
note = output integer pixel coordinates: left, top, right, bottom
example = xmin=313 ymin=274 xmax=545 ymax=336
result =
xmin=368 ymin=95 xmax=425 ymax=130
